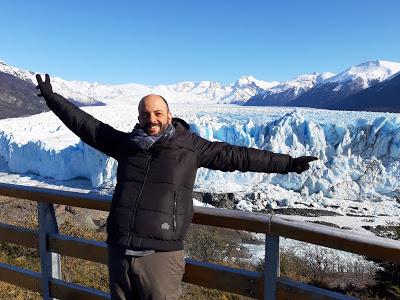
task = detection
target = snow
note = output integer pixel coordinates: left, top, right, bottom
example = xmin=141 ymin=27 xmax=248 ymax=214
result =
xmin=245 ymin=72 xmax=336 ymax=106
xmin=217 ymin=76 xmax=280 ymax=104
xmin=326 ymin=60 xmax=400 ymax=89
xmin=1 ymin=103 xmax=399 ymax=226
xmin=1 ymin=103 xmax=400 ymax=266
xmin=264 ymin=72 xmax=335 ymax=96
xmin=1 ymin=58 xmax=400 ymax=240
xmin=193 ymin=199 xmax=215 ymax=208
xmin=0 ymin=60 xmax=277 ymax=106
xmin=236 ymin=76 xmax=279 ymax=90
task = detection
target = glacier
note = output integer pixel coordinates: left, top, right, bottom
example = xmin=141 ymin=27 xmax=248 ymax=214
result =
xmin=191 ymin=109 xmax=400 ymax=204
xmin=0 ymin=104 xmax=399 ymax=216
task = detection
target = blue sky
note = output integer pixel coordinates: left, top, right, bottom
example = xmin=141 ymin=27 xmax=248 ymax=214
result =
xmin=1 ymin=0 xmax=399 ymax=85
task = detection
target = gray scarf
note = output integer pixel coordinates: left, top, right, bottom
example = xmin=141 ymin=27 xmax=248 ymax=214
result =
xmin=130 ymin=124 xmax=175 ymax=149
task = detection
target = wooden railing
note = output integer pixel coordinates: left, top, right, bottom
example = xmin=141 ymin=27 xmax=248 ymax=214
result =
xmin=0 ymin=182 xmax=399 ymax=299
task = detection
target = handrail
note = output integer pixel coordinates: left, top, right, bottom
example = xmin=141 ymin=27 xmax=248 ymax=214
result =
xmin=193 ymin=206 xmax=400 ymax=263
xmin=1 ymin=182 xmax=398 ymax=263
xmin=0 ymin=182 xmax=111 ymax=211
xmin=1 ymin=182 xmax=399 ymax=299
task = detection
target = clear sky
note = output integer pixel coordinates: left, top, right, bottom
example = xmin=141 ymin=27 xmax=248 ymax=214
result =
xmin=1 ymin=0 xmax=399 ymax=85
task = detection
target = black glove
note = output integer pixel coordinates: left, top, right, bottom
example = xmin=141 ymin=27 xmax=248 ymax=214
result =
xmin=289 ymin=156 xmax=318 ymax=174
xmin=36 ymin=74 xmax=53 ymax=98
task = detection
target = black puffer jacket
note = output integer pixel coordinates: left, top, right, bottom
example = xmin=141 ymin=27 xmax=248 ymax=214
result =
xmin=44 ymin=93 xmax=293 ymax=251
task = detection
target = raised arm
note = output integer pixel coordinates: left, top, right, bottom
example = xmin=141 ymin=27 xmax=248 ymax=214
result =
xmin=36 ymin=74 xmax=126 ymax=160
xmin=192 ymin=133 xmax=317 ymax=174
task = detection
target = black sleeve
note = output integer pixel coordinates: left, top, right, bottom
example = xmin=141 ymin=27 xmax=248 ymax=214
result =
xmin=44 ymin=93 xmax=127 ymax=160
xmin=192 ymin=133 xmax=292 ymax=174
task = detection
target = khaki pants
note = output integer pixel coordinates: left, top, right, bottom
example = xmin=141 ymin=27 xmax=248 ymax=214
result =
xmin=108 ymin=246 xmax=185 ymax=300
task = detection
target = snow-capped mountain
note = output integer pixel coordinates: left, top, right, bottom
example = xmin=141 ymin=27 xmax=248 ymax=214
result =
xmin=2 ymin=59 xmax=400 ymax=118
xmin=0 ymin=70 xmax=48 ymax=119
xmin=244 ymin=72 xmax=334 ymax=106
xmin=0 ymin=60 xmax=276 ymax=112
xmin=331 ymin=72 xmax=400 ymax=112
xmin=218 ymin=76 xmax=279 ymax=104
xmin=0 ymin=60 xmax=106 ymax=107
xmin=290 ymin=60 xmax=400 ymax=108
xmin=0 ymin=60 xmax=37 ymax=82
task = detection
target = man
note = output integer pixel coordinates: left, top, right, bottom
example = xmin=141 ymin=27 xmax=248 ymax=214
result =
xmin=36 ymin=74 xmax=317 ymax=299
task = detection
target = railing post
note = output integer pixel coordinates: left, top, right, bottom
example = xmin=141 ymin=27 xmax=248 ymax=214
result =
xmin=264 ymin=234 xmax=280 ymax=300
xmin=38 ymin=202 xmax=61 ymax=300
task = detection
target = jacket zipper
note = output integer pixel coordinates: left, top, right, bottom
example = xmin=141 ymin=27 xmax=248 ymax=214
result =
xmin=127 ymin=155 xmax=152 ymax=246
xmin=173 ymin=192 xmax=177 ymax=232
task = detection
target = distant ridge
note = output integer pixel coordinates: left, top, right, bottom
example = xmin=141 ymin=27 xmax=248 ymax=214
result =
xmin=0 ymin=72 xmax=48 ymax=119
xmin=330 ymin=72 xmax=400 ymax=113
xmin=1 ymin=59 xmax=400 ymax=119
xmin=290 ymin=60 xmax=400 ymax=109
xmin=244 ymin=72 xmax=334 ymax=106
xmin=0 ymin=60 xmax=278 ymax=115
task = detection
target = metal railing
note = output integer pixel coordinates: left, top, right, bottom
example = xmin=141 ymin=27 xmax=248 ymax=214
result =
xmin=0 ymin=182 xmax=399 ymax=299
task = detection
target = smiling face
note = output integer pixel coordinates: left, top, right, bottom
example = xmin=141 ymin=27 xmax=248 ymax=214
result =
xmin=138 ymin=94 xmax=172 ymax=136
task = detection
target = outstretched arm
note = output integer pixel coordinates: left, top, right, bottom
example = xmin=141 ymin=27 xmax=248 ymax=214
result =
xmin=36 ymin=74 xmax=126 ymax=159
xmin=192 ymin=133 xmax=317 ymax=174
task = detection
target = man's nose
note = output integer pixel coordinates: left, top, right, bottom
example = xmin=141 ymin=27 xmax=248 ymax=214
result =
xmin=149 ymin=114 xmax=157 ymax=123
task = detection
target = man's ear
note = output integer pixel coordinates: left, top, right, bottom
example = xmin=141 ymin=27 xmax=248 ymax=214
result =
xmin=168 ymin=112 xmax=173 ymax=124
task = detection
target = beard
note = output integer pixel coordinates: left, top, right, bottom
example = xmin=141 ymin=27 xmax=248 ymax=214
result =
xmin=145 ymin=122 xmax=169 ymax=136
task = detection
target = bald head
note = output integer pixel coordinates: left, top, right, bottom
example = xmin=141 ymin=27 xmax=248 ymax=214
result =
xmin=138 ymin=94 xmax=172 ymax=136
xmin=138 ymin=94 xmax=169 ymax=112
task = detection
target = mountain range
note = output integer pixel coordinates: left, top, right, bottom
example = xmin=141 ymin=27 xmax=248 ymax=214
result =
xmin=331 ymin=72 xmax=400 ymax=112
xmin=246 ymin=60 xmax=400 ymax=111
xmin=244 ymin=72 xmax=334 ymax=106
xmin=0 ymin=60 xmax=279 ymax=106
xmin=0 ymin=62 xmax=48 ymax=119
xmin=290 ymin=60 xmax=400 ymax=110
xmin=0 ymin=59 xmax=399 ymax=119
